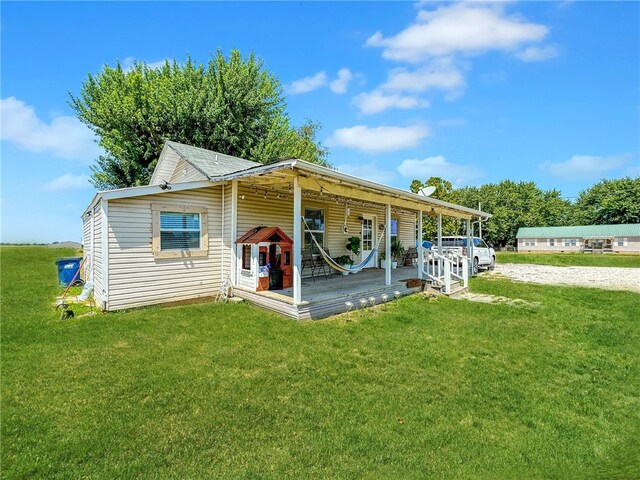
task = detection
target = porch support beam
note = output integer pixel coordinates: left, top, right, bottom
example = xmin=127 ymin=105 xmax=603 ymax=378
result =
xmin=437 ymin=213 xmax=443 ymax=256
xmin=417 ymin=210 xmax=423 ymax=280
xmin=297 ymin=176 xmax=472 ymax=220
xmin=466 ymin=218 xmax=473 ymax=276
xmin=293 ymin=176 xmax=302 ymax=305
xmin=385 ymin=203 xmax=391 ymax=286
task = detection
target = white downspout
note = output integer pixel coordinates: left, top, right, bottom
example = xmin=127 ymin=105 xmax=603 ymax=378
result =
xmin=221 ymin=184 xmax=225 ymax=283
xmin=231 ymin=180 xmax=238 ymax=285
xmin=101 ymin=199 xmax=109 ymax=311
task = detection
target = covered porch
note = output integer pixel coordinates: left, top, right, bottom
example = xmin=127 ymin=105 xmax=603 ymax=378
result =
xmin=234 ymin=266 xmax=424 ymax=320
xmin=226 ymin=159 xmax=489 ymax=319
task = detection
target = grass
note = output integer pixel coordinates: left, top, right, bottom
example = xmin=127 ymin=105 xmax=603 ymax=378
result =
xmin=2 ymin=246 xmax=639 ymax=479
xmin=497 ymin=251 xmax=640 ymax=268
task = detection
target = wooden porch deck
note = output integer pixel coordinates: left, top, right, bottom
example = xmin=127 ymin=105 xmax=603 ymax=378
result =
xmin=233 ymin=267 xmax=424 ymax=320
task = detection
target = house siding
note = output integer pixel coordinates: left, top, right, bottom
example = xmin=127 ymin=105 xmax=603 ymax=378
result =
xmin=613 ymin=237 xmax=640 ymax=253
xmin=169 ymin=158 xmax=208 ymax=183
xmin=235 ymin=183 xmax=416 ymax=269
xmin=93 ymin=201 xmax=104 ymax=306
xmin=518 ymin=236 xmax=640 ymax=253
xmin=106 ymin=186 xmax=222 ymax=310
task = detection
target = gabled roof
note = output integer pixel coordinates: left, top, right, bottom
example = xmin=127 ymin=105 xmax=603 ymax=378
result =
xmin=150 ymin=141 xmax=260 ymax=184
xmin=86 ymin=142 xmax=492 ymax=220
xmin=235 ymin=226 xmax=293 ymax=244
xmin=516 ymin=224 xmax=640 ymax=238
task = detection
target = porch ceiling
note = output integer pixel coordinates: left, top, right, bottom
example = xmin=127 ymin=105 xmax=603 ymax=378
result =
xmin=233 ymin=161 xmax=487 ymax=220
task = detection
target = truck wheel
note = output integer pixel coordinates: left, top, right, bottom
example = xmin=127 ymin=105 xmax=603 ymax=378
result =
xmin=489 ymin=256 xmax=495 ymax=270
xmin=473 ymin=257 xmax=479 ymax=274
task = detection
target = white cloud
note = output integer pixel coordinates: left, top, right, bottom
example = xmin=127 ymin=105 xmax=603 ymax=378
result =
xmin=1 ymin=97 xmax=100 ymax=162
xmin=327 ymin=124 xmax=430 ymax=154
xmin=286 ymin=71 xmax=327 ymax=94
xmin=397 ymin=155 xmax=482 ymax=186
xmin=43 ymin=173 xmax=91 ymax=191
xmin=515 ymin=45 xmax=559 ymax=62
xmin=382 ymin=63 xmax=465 ymax=93
xmin=121 ymin=56 xmax=167 ymax=71
xmin=366 ymin=3 xmax=548 ymax=63
xmin=330 ymin=68 xmax=353 ymax=94
xmin=540 ymin=155 xmax=631 ymax=181
xmin=337 ymin=161 xmax=398 ymax=184
xmin=352 ymin=91 xmax=429 ymax=115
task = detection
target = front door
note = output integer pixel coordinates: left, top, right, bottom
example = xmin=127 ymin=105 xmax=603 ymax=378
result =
xmin=361 ymin=216 xmax=376 ymax=268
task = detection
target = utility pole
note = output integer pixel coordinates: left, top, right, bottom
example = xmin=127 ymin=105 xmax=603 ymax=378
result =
xmin=478 ymin=202 xmax=482 ymax=238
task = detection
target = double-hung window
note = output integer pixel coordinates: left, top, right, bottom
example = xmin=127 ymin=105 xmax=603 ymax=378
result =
xmin=304 ymin=207 xmax=325 ymax=253
xmin=152 ymin=204 xmax=208 ymax=258
xmin=563 ymin=238 xmax=577 ymax=247
xmin=390 ymin=219 xmax=398 ymax=243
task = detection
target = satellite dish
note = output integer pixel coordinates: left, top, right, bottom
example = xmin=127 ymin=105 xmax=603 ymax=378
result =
xmin=419 ymin=186 xmax=436 ymax=197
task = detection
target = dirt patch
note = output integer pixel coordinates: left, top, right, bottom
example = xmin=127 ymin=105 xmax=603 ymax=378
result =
xmin=487 ymin=263 xmax=640 ymax=293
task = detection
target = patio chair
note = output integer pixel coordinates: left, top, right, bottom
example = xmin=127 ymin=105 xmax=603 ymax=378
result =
xmin=313 ymin=248 xmax=331 ymax=279
xmin=403 ymin=247 xmax=418 ymax=267
xmin=301 ymin=249 xmax=317 ymax=282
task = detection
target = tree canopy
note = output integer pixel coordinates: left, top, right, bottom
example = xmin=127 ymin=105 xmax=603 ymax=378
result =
xmin=70 ymin=50 xmax=328 ymax=189
xmin=573 ymin=177 xmax=640 ymax=225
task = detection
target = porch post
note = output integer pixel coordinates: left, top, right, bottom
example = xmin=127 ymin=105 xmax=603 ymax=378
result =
xmin=230 ymin=180 xmax=238 ymax=285
xmin=437 ymin=213 xmax=443 ymax=255
xmin=293 ymin=177 xmax=302 ymax=305
xmin=385 ymin=203 xmax=391 ymax=285
xmin=466 ymin=218 xmax=472 ymax=276
xmin=437 ymin=213 xmax=443 ymax=274
xmin=417 ymin=210 xmax=423 ymax=279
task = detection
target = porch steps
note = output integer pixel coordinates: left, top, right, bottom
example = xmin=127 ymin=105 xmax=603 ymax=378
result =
xmin=426 ymin=279 xmax=468 ymax=298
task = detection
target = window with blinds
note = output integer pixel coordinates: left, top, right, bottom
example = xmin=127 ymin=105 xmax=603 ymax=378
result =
xmin=159 ymin=212 xmax=201 ymax=250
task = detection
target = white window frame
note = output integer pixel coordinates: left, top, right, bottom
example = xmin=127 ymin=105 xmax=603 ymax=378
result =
xmin=523 ymin=239 xmax=536 ymax=247
xmin=548 ymin=238 xmax=556 ymax=247
xmin=303 ymin=206 xmax=325 ymax=253
xmin=617 ymin=237 xmax=628 ymax=247
xmin=152 ymin=203 xmax=208 ymax=259
xmin=563 ymin=238 xmax=577 ymax=247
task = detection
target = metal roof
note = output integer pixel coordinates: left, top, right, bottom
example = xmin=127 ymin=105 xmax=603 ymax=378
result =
xmin=166 ymin=141 xmax=260 ymax=178
xmin=516 ymin=224 xmax=640 ymax=238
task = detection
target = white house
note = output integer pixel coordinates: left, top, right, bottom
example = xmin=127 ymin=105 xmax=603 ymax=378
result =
xmin=516 ymin=224 xmax=640 ymax=253
xmin=82 ymin=141 xmax=490 ymax=319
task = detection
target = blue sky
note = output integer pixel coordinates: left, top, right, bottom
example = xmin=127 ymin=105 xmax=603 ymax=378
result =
xmin=2 ymin=1 xmax=639 ymax=243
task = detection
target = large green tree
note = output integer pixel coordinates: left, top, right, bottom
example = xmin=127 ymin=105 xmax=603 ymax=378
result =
xmin=410 ymin=177 xmax=463 ymax=240
xmin=70 ymin=50 xmax=328 ymax=189
xmin=455 ymin=181 xmax=574 ymax=247
xmin=573 ymin=177 xmax=640 ymax=225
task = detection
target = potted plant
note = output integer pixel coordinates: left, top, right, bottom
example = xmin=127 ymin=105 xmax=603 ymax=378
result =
xmin=390 ymin=238 xmax=405 ymax=269
xmin=335 ymin=255 xmax=353 ymax=276
xmin=345 ymin=236 xmax=361 ymax=257
xmin=380 ymin=252 xmax=386 ymax=269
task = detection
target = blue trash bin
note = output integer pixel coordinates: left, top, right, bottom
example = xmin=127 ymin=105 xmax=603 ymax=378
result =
xmin=55 ymin=257 xmax=82 ymax=286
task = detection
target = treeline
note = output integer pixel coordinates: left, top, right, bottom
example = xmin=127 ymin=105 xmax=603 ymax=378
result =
xmin=410 ymin=177 xmax=640 ymax=247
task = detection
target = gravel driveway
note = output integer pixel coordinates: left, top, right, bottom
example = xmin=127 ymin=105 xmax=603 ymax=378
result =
xmin=487 ymin=263 xmax=640 ymax=293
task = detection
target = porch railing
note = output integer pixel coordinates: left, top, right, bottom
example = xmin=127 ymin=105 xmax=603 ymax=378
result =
xmin=421 ymin=249 xmax=469 ymax=295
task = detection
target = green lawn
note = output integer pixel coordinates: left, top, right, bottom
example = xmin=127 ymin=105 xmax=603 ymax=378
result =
xmin=497 ymin=251 xmax=640 ymax=268
xmin=2 ymin=246 xmax=639 ymax=479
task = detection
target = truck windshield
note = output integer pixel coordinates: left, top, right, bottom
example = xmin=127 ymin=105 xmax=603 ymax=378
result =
xmin=439 ymin=238 xmax=482 ymax=247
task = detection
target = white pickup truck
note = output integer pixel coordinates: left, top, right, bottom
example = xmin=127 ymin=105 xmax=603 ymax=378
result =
xmin=431 ymin=236 xmax=496 ymax=273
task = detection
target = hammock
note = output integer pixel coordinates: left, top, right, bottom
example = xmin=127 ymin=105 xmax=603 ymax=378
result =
xmin=302 ymin=217 xmax=386 ymax=274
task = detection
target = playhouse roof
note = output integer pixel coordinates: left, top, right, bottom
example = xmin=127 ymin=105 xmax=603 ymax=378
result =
xmin=235 ymin=226 xmax=293 ymax=244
